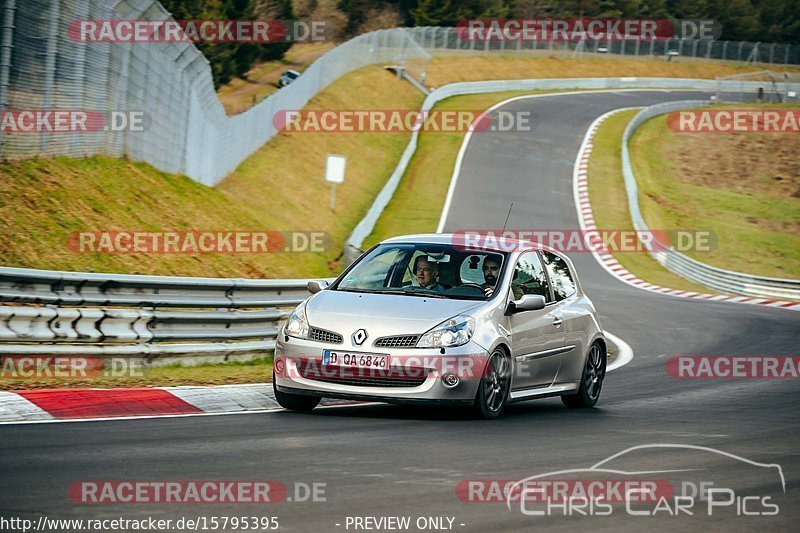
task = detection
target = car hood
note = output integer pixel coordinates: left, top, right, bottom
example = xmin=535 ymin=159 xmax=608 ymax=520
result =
xmin=305 ymin=290 xmax=482 ymax=343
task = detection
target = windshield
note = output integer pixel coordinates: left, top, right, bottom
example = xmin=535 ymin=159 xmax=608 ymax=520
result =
xmin=333 ymin=243 xmax=507 ymax=301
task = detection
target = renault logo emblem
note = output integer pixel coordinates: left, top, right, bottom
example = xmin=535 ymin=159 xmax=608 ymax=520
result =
xmin=352 ymin=329 xmax=368 ymax=346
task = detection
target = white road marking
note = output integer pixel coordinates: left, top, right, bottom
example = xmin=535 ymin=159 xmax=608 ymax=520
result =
xmin=436 ymin=88 xmax=798 ymax=311
xmin=0 ymin=406 xmax=285 ymax=426
xmin=571 ymin=108 xmax=800 ymax=312
xmin=166 ymin=383 xmax=280 ymax=412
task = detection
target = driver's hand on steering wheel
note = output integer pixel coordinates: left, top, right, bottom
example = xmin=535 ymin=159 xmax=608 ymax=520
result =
xmin=483 ymin=286 xmax=494 ymax=297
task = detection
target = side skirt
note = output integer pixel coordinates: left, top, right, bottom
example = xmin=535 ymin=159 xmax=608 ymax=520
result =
xmin=508 ymin=382 xmax=579 ymax=402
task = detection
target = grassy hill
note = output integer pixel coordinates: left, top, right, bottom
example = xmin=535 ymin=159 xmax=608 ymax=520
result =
xmin=1 ymin=55 xmax=791 ymax=278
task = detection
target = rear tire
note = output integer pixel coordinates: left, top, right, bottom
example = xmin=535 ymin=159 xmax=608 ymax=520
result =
xmin=473 ymin=349 xmax=511 ymax=419
xmin=273 ymin=376 xmax=321 ymax=411
xmin=562 ymin=342 xmax=606 ymax=408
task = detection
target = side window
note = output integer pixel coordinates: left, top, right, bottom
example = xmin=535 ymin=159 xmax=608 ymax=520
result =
xmin=542 ymin=252 xmax=576 ymax=301
xmin=511 ymin=252 xmax=550 ymax=301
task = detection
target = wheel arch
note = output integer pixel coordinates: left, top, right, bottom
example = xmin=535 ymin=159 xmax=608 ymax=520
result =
xmin=586 ymin=334 xmax=607 ymax=364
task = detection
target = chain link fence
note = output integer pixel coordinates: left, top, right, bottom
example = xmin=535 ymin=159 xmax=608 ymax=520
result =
xmin=0 ymin=2 xmax=798 ymax=186
xmin=412 ymin=26 xmax=800 ymax=66
xmin=0 ymin=0 xmax=430 ymax=185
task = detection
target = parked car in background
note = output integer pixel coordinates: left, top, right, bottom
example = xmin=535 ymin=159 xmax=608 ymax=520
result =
xmin=278 ymin=69 xmax=301 ymax=87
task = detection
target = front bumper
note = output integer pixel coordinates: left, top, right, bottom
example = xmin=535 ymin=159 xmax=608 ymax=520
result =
xmin=274 ymin=335 xmax=491 ymax=404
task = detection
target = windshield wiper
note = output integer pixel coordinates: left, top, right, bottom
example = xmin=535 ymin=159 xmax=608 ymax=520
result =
xmin=400 ymin=286 xmax=447 ymax=298
xmin=335 ymin=287 xmax=447 ymax=299
xmin=336 ymin=288 xmax=387 ymax=294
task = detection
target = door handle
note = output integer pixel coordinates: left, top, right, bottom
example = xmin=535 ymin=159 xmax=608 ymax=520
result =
xmin=552 ymin=316 xmax=564 ymax=327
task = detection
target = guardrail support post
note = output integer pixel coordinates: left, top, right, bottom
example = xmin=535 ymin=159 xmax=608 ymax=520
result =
xmin=0 ymin=0 xmax=16 ymax=158
xmin=40 ymin=0 xmax=60 ymax=154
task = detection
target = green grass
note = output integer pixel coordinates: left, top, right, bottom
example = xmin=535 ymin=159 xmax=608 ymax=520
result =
xmin=366 ymin=90 xmax=800 ymax=292
xmin=4 ymin=56 xmax=793 ymax=279
xmin=0 ymin=66 xmax=424 ymax=279
xmin=588 ymin=105 xmax=800 ymax=293
xmin=0 ymin=357 xmax=273 ymax=390
xmin=587 ymin=111 xmax=712 ymax=293
xmin=631 ymin=105 xmax=800 ymax=279
xmin=364 ymin=90 xmax=579 ymax=246
xmin=422 ymin=55 xmax=800 ymax=88
xmin=4 ymin=56 xmax=798 ymax=388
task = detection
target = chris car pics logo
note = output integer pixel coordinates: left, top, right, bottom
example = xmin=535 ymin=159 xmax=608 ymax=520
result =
xmin=506 ymin=444 xmax=784 ymax=518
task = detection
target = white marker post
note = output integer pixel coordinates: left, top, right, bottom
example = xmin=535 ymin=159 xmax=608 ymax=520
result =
xmin=325 ymin=154 xmax=346 ymax=211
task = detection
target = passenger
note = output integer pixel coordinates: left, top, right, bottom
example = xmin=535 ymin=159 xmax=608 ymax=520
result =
xmin=415 ymin=257 xmax=445 ymax=293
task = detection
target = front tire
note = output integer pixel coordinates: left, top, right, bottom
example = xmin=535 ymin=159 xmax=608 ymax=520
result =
xmin=562 ymin=342 xmax=606 ymax=408
xmin=273 ymin=376 xmax=321 ymax=411
xmin=474 ymin=349 xmax=511 ymax=419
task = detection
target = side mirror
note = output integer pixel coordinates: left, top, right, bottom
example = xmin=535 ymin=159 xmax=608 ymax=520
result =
xmin=307 ymin=280 xmax=329 ymax=294
xmin=506 ymin=294 xmax=546 ymax=314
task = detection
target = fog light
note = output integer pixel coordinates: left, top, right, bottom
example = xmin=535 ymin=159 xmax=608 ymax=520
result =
xmin=274 ymin=357 xmax=286 ymax=376
xmin=441 ymin=373 xmax=459 ymax=388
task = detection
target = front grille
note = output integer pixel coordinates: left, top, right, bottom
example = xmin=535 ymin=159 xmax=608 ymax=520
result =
xmin=295 ymin=360 xmax=427 ymax=388
xmin=309 ymin=327 xmax=343 ymax=344
xmin=373 ymin=334 xmax=420 ymax=348
xmin=308 ymin=375 xmax=427 ymax=388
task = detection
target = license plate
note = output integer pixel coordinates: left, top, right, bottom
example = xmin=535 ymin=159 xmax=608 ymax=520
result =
xmin=322 ymin=350 xmax=389 ymax=370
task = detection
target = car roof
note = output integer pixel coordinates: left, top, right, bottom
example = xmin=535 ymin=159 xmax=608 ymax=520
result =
xmin=380 ymin=233 xmax=561 ymax=256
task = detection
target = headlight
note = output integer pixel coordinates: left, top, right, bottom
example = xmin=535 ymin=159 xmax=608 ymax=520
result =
xmin=417 ymin=314 xmax=475 ymax=348
xmin=285 ymin=303 xmax=309 ymax=339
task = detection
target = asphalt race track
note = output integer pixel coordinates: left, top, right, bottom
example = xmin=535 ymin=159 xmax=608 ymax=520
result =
xmin=2 ymin=91 xmax=798 ymax=532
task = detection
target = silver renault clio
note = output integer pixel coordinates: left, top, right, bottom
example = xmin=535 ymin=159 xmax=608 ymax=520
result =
xmin=274 ymin=234 xmax=606 ymax=418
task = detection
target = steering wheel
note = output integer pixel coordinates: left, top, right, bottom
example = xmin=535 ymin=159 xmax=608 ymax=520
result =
xmin=456 ymin=283 xmax=487 ymax=296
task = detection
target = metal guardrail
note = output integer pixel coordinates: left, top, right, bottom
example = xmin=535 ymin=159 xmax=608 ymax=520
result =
xmin=1 ymin=86 xmax=797 ymax=364
xmin=0 ymin=266 xmax=312 ymax=307
xmin=620 ymin=101 xmax=800 ymax=301
xmin=0 ymin=266 xmax=332 ymax=363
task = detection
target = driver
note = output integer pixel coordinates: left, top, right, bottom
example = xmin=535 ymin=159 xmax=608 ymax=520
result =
xmin=415 ymin=257 xmax=445 ymax=293
xmin=481 ymin=256 xmax=501 ymax=297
